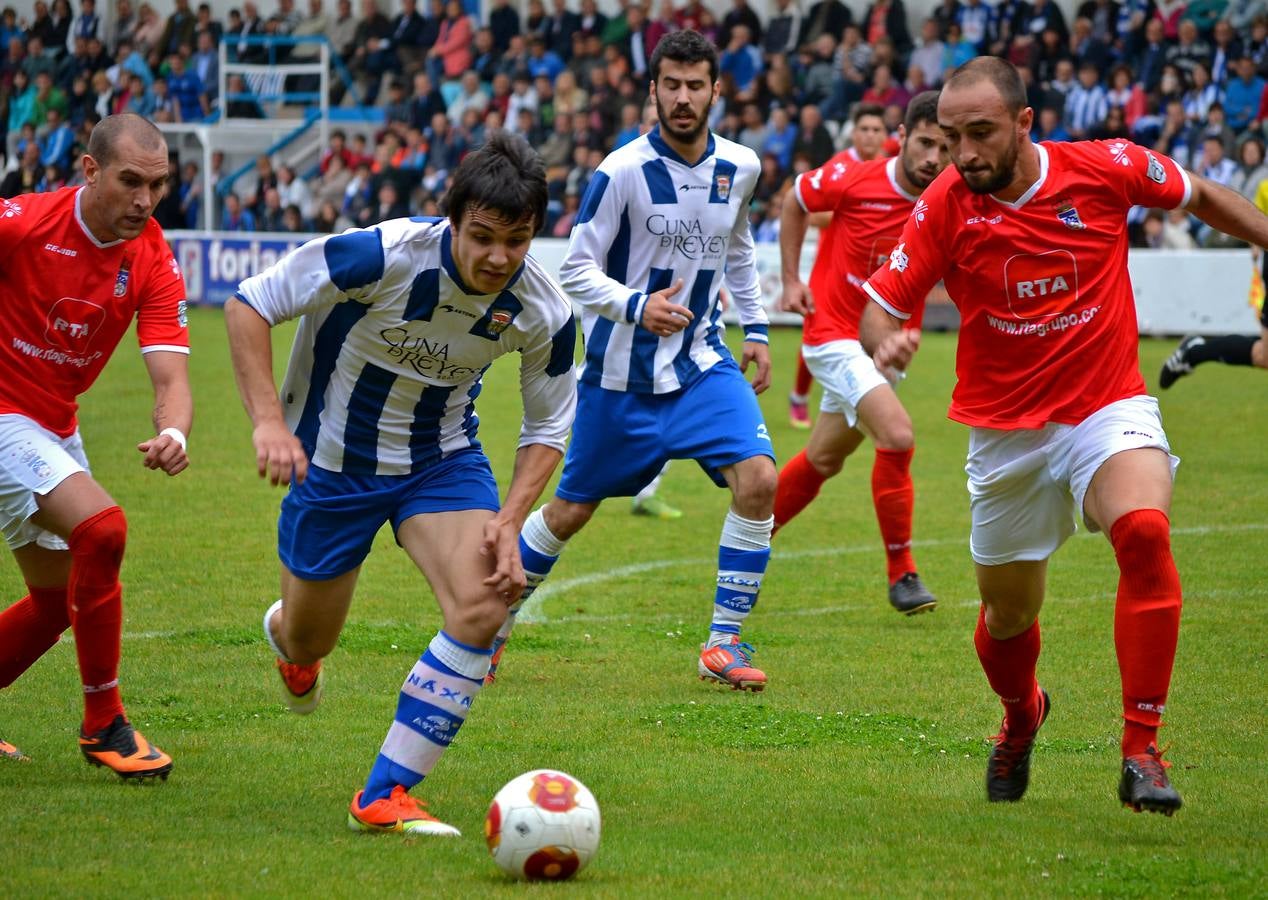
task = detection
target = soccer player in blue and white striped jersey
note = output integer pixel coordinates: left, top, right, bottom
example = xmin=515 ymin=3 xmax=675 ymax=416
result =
xmin=224 ymin=132 xmax=577 ymax=836
xmin=491 ymin=30 xmax=779 ymax=692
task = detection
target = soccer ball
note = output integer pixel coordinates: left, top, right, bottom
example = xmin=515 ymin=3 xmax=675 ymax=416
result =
xmin=485 ymin=769 xmax=601 ymax=881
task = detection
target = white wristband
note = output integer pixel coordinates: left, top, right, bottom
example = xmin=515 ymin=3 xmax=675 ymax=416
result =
xmin=159 ymin=427 xmax=187 ymax=450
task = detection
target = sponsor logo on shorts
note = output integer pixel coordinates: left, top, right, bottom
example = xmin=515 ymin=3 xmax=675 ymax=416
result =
xmin=756 ymin=423 xmax=770 ymax=441
xmin=1122 ymin=430 xmax=1155 ymax=439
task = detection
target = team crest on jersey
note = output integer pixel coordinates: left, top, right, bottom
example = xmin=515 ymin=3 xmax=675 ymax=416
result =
xmin=1054 ymin=198 xmax=1086 ymax=230
xmin=487 ymin=310 xmax=514 ymax=334
xmin=114 ymin=264 xmax=130 ymax=297
xmin=713 ymin=173 xmax=731 ymax=201
xmin=177 ymin=300 xmax=188 ymax=328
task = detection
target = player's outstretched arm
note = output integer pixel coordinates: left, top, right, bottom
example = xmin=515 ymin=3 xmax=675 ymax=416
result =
xmin=861 ymin=300 xmax=920 ymax=373
xmin=1186 ymin=171 xmax=1268 ymax=248
xmin=137 ymin=350 xmax=193 ymax=476
xmin=224 ymin=296 xmax=309 ymax=487
xmin=482 ymin=443 xmax=565 ymax=602
xmin=779 ymin=188 xmax=815 ymax=316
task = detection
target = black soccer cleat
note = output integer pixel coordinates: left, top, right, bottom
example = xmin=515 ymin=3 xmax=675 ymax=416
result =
xmin=986 ymin=688 xmax=1051 ymax=802
xmin=888 ymin=572 xmax=937 ymax=615
xmin=1119 ymin=746 xmax=1183 ymax=816
xmin=1159 ymin=336 xmax=1204 ymax=389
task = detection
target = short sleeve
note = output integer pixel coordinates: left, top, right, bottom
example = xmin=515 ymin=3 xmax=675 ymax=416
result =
xmin=862 ymin=186 xmax=951 ymax=320
xmin=1096 ymin=139 xmax=1192 ymax=211
xmin=793 ymin=157 xmax=855 ymax=214
xmin=136 ymin=240 xmax=190 ymax=353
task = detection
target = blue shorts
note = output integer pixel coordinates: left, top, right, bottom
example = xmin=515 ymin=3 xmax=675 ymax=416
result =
xmin=279 ymin=448 xmax=500 ymax=580
xmin=556 ymin=361 xmax=774 ymax=503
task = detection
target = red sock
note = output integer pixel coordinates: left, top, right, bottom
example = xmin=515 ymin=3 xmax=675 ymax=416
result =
xmin=0 ymin=585 xmax=70 ymax=688
xmin=974 ymin=605 xmax=1043 ymax=734
xmin=68 ymin=507 xmax=128 ymax=733
xmin=872 ymin=447 xmax=916 ymax=584
xmin=1111 ymin=509 xmax=1182 ymax=757
xmin=794 ymin=352 xmax=814 ymax=396
xmin=773 ymin=450 xmax=828 ymax=535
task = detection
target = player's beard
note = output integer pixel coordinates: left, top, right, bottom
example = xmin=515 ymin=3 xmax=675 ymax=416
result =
xmin=958 ymin=132 xmax=1019 ymax=195
xmin=656 ymin=94 xmax=712 ymax=144
xmin=901 ymin=153 xmax=940 ymax=191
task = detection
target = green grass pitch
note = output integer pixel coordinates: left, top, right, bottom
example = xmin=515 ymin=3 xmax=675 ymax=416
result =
xmin=1 ymin=307 xmax=1264 ymax=896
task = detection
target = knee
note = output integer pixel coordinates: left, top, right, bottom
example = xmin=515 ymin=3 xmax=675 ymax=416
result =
xmin=872 ymin=416 xmax=914 ymax=452
xmin=543 ymin=499 xmax=594 ymax=539
xmin=1110 ymin=508 xmax=1171 ymax=558
xmin=68 ymin=506 xmax=127 ymax=567
xmin=735 ymin=460 xmax=779 ymax=516
xmin=444 ymin=591 xmax=507 ymax=646
xmin=805 ymin=446 xmax=844 ymax=477
xmin=982 ymin=603 xmax=1036 ymax=639
xmin=1252 ymin=338 xmax=1267 ymax=369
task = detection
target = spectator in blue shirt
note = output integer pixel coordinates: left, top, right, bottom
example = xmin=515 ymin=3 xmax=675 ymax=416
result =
xmin=720 ymin=23 xmax=763 ymax=94
xmin=762 ymin=106 xmax=798 ymax=171
xmin=221 ymin=191 xmax=257 ymax=231
xmin=525 ymin=34 xmax=564 ymax=82
xmin=1035 ymin=105 xmax=1073 ymax=141
xmin=1224 ymin=54 xmax=1264 ymax=132
xmin=38 ymin=107 xmax=74 ymax=169
xmin=165 ymin=52 xmax=206 ymax=122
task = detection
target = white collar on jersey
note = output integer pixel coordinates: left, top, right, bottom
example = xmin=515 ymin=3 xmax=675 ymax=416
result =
xmin=648 ymin=124 xmax=717 ymax=169
xmin=885 ymin=156 xmax=920 ymax=203
xmin=74 ymin=186 xmax=126 ymax=249
xmin=987 ymin=143 xmax=1049 ymax=210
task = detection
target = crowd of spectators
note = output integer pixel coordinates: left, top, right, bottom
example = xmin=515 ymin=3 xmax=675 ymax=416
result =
xmin=4 ymin=0 xmax=1268 ymax=245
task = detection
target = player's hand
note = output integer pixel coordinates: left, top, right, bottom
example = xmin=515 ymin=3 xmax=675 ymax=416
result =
xmin=741 ymin=340 xmax=772 ymax=394
xmin=640 ymin=279 xmax=692 ymax=337
xmin=253 ymin=421 xmax=309 ymax=486
xmin=780 ymin=280 xmax=815 ymax=316
xmin=481 ymin=516 xmax=526 ymax=605
xmin=873 ymin=328 xmax=921 ymax=374
xmin=137 ymin=432 xmax=189 ymax=476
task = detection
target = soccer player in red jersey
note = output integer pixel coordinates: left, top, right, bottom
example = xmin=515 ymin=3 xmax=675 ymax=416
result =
xmin=787 ymin=104 xmax=890 ymax=430
xmin=862 ymin=58 xmax=1268 ymax=814
xmin=0 ymin=114 xmax=190 ymax=779
xmin=776 ymin=91 xmax=948 ymax=615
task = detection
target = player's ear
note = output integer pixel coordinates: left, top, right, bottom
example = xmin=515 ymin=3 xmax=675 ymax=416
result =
xmin=1017 ymin=106 xmax=1034 ymax=137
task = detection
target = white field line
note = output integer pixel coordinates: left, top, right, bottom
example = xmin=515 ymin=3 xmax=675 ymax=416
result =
xmin=117 ymin=521 xmax=1267 ymax=639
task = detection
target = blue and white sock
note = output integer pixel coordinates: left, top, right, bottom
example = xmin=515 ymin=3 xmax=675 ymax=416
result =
xmin=361 ymin=631 xmax=490 ymax=803
xmin=709 ymin=510 xmax=774 ymax=648
xmin=494 ymin=508 xmax=567 ymax=647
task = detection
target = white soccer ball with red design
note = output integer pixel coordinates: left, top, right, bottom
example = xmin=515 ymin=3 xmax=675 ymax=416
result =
xmin=485 ymin=769 xmax=601 ymax=880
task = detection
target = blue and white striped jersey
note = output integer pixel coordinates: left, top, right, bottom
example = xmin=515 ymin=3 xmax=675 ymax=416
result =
xmin=560 ymin=126 xmax=768 ymax=395
xmin=234 ymin=217 xmax=577 ymax=477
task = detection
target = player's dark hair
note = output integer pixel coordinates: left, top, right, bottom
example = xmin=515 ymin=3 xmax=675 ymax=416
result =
xmin=945 ymin=56 xmax=1027 ymax=117
xmin=444 ymin=130 xmax=547 ymax=234
xmin=853 ymin=102 xmax=885 ymax=125
xmin=650 ymin=28 xmax=719 ymax=84
xmin=86 ymin=113 xmax=166 ymax=168
xmin=904 ymin=90 xmax=940 ymax=131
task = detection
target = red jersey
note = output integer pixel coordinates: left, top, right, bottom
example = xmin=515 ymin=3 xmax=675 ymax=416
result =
xmin=0 ymin=188 xmax=188 ymax=437
xmin=864 ymin=140 xmax=1190 ymax=430
xmin=796 ymin=153 xmax=921 ymax=345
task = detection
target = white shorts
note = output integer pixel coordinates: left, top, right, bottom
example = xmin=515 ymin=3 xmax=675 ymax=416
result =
xmin=0 ymin=414 xmax=89 ymax=551
xmin=966 ymin=395 xmax=1179 ymax=566
xmin=802 ymin=340 xmax=900 ymax=428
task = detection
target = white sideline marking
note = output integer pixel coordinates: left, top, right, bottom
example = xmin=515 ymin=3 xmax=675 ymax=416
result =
xmin=115 ymin=521 xmax=1267 ymax=639
xmin=515 ymin=521 xmax=1268 ymax=625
